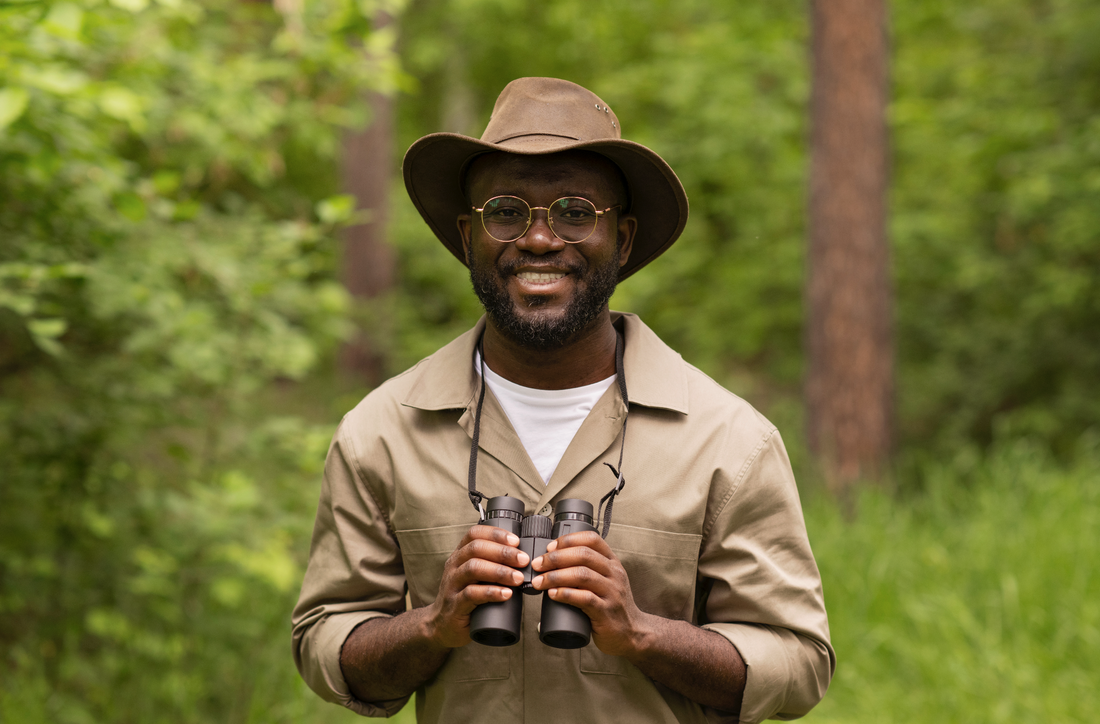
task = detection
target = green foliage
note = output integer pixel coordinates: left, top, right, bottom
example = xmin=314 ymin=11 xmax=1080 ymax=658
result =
xmin=0 ymin=0 xmax=398 ymax=719
xmin=804 ymin=438 xmax=1100 ymax=722
xmin=891 ymin=0 xmax=1100 ymax=452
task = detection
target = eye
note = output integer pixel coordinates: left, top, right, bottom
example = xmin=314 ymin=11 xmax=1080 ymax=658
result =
xmin=482 ymin=197 xmax=529 ymax=224
xmin=487 ymin=207 xmax=524 ymax=220
xmin=552 ymin=198 xmax=598 ymax=224
xmin=558 ymin=207 xmax=596 ymax=221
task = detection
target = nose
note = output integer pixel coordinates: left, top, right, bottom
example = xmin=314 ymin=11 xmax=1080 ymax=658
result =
xmin=514 ymin=209 xmax=565 ymax=255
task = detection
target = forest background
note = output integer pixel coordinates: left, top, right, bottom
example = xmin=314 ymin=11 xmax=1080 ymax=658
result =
xmin=1 ymin=0 xmax=1097 ymax=722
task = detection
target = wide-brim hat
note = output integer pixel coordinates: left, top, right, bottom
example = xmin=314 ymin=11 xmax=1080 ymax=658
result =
xmin=402 ymin=77 xmax=689 ymax=280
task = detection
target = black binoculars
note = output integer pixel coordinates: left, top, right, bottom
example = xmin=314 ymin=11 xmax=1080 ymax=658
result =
xmin=469 ymin=496 xmax=596 ymax=649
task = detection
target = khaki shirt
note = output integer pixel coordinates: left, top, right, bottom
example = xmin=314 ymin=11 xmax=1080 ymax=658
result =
xmin=292 ymin=313 xmax=834 ymax=723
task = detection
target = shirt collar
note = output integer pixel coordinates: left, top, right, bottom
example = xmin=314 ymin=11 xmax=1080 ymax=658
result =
xmin=401 ymin=312 xmax=689 ymax=415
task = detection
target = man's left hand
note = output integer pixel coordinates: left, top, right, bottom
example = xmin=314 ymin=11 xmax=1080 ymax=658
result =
xmin=530 ymin=531 xmax=652 ymax=658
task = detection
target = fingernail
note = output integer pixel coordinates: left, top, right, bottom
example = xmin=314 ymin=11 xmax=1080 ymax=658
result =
xmin=501 ymin=588 xmax=512 ymax=599
xmin=517 ymin=552 xmax=530 ymax=566
xmin=533 ymin=575 xmax=544 ymax=588
xmin=531 ymin=556 xmax=542 ymax=570
xmin=546 ymin=541 xmax=557 ymax=552
xmin=506 ymin=534 xmax=519 ymax=546
xmin=512 ymin=571 xmax=523 ymax=585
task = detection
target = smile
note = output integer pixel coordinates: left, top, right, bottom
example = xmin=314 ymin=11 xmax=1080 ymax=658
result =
xmin=516 ymin=271 xmax=566 ymax=283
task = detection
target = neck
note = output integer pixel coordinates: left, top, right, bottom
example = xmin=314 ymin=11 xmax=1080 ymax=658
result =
xmin=482 ymin=310 xmax=618 ymax=390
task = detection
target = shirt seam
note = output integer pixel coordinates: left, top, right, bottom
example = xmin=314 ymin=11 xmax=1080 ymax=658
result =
xmin=701 ymin=426 xmax=778 ymax=541
xmin=340 ymin=418 xmax=398 ymax=540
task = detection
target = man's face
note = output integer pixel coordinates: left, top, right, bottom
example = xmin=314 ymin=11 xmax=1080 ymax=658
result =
xmin=458 ymin=151 xmax=636 ymax=350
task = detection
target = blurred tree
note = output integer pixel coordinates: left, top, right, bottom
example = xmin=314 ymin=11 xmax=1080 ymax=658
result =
xmin=340 ymin=9 xmax=400 ymax=384
xmin=806 ymin=0 xmax=893 ymax=489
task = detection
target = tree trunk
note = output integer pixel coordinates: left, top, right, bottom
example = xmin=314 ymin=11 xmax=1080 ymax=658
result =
xmin=339 ymin=24 xmax=396 ymax=384
xmin=806 ymin=0 xmax=894 ymax=491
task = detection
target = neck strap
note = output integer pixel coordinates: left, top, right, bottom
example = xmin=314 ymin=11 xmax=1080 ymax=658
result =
xmin=467 ymin=330 xmax=630 ymax=538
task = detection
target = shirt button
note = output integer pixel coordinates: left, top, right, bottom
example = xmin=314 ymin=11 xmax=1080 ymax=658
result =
xmin=539 ymin=504 xmax=552 ymax=516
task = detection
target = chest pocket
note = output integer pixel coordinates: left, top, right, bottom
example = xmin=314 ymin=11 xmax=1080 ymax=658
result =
xmin=394 ymin=524 xmax=469 ymax=609
xmin=395 ymin=523 xmax=511 ymax=683
xmin=581 ymin=523 xmax=702 ymax=676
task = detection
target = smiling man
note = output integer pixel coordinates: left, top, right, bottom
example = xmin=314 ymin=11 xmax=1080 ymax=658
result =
xmin=292 ymin=78 xmax=834 ymax=724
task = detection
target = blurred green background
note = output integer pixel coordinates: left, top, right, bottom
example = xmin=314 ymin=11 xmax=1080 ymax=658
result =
xmin=1 ymin=0 xmax=1097 ymax=721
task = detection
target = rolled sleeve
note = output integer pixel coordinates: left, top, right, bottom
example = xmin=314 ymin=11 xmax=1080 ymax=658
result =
xmin=702 ymin=623 xmax=833 ymax=723
xmin=699 ymin=429 xmax=836 ymax=723
xmin=292 ymin=417 xmax=409 ymax=716
xmin=294 ymin=610 xmax=409 ymax=717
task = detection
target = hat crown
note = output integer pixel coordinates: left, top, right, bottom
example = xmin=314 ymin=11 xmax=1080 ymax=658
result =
xmin=481 ymin=77 xmax=621 ymax=148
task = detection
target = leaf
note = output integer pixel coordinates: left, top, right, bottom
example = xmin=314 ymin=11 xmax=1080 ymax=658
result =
xmin=152 ymin=170 xmax=181 ymax=196
xmin=0 ymin=291 xmax=36 ymax=316
xmin=28 ymin=318 xmax=67 ymax=356
xmin=171 ymin=199 xmax=201 ymax=220
xmin=41 ymin=3 xmax=83 ymax=40
xmin=98 ymin=86 xmax=146 ymax=131
xmin=20 ymin=67 xmax=88 ymax=95
xmin=27 ymin=318 xmax=67 ymax=339
xmin=0 ymin=87 xmax=30 ymax=131
xmin=113 ymin=191 xmax=147 ymax=221
xmin=315 ymin=193 xmax=362 ymax=224
xmin=108 ymin=0 xmax=149 ymax=12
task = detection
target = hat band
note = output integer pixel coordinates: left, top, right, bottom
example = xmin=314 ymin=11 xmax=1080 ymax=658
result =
xmin=491 ymin=132 xmax=582 ymax=146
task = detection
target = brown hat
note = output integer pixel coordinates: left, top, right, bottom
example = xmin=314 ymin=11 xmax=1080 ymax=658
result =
xmin=402 ymin=77 xmax=689 ymax=280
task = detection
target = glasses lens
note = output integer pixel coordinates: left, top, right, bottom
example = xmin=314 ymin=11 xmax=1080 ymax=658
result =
xmin=549 ymin=197 xmax=599 ymax=242
xmin=481 ymin=196 xmax=530 ymax=241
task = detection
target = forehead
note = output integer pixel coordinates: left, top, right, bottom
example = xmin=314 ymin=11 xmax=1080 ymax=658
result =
xmin=465 ymin=150 xmax=625 ymax=203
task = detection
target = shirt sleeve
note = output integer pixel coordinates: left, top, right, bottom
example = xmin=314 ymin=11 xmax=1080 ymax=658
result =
xmin=697 ymin=429 xmax=836 ymax=723
xmin=291 ymin=418 xmax=411 ymax=717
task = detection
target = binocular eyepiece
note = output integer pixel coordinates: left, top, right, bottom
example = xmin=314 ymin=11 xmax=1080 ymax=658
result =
xmin=469 ymin=496 xmax=596 ymax=649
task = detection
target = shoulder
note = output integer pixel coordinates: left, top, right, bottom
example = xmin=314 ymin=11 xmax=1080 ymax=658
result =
xmin=617 ymin=311 xmax=777 ymax=441
xmin=682 ymin=360 xmax=777 ymax=439
xmin=339 ymin=322 xmax=482 ymax=440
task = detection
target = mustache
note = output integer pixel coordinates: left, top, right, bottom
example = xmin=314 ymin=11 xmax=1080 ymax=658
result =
xmin=498 ymin=252 xmax=586 ymax=276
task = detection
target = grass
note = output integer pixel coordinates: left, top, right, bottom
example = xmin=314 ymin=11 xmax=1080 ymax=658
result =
xmin=803 ymin=440 xmax=1099 ymax=723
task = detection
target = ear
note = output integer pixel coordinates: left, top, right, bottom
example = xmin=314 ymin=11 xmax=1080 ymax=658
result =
xmin=457 ymin=214 xmax=473 ymax=262
xmin=616 ymin=213 xmax=637 ymax=270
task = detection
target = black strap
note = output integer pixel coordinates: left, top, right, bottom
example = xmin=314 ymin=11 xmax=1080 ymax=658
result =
xmin=467 ymin=334 xmax=489 ymax=520
xmin=598 ymin=330 xmax=629 ymax=537
xmin=467 ymin=329 xmax=630 ymax=539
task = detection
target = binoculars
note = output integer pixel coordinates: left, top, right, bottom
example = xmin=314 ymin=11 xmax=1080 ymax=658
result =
xmin=469 ymin=496 xmax=596 ymax=649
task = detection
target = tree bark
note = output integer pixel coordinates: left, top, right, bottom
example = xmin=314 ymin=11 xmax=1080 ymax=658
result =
xmin=339 ymin=31 xmax=396 ymax=383
xmin=806 ymin=0 xmax=894 ymax=490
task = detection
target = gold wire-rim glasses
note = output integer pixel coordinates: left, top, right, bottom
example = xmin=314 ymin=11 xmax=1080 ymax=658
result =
xmin=473 ymin=195 xmax=621 ymax=243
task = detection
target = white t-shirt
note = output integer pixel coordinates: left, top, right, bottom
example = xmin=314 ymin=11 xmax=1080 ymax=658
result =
xmin=476 ymin=352 xmax=616 ymax=484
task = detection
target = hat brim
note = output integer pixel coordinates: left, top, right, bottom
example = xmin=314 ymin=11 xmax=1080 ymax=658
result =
xmin=402 ymin=133 xmax=688 ymax=281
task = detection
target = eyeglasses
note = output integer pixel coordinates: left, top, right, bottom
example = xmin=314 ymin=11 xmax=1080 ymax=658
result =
xmin=473 ymin=195 xmax=620 ymax=243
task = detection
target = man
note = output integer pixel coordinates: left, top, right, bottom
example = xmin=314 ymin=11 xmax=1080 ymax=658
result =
xmin=292 ymin=77 xmax=834 ymax=723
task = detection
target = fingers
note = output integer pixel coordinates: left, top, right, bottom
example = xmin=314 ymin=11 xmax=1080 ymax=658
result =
xmin=545 ymin=530 xmax=612 ymax=557
xmin=530 ymin=534 xmax=622 ymax=597
xmin=454 ymin=525 xmax=530 ymax=571
xmin=532 ymin=564 xmax=614 ymax=598
xmin=459 ymin=523 xmax=522 ymax=554
xmin=453 ymin=582 xmax=516 ymax=608
xmin=440 ymin=525 xmax=530 ymax=608
xmin=532 ymin=531 xmax=613 ymax=575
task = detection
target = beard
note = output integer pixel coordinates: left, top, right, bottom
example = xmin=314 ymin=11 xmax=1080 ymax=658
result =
xmin=469 ymin=247 xmax=621 ymax=350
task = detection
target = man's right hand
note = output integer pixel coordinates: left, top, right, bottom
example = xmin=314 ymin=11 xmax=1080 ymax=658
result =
xmin=424 ymin=524 xmax=530 ymax=648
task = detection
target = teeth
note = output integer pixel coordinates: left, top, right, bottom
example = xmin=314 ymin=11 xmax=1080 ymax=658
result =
xmin=517 ymin=272 xmax=565 ymax=282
